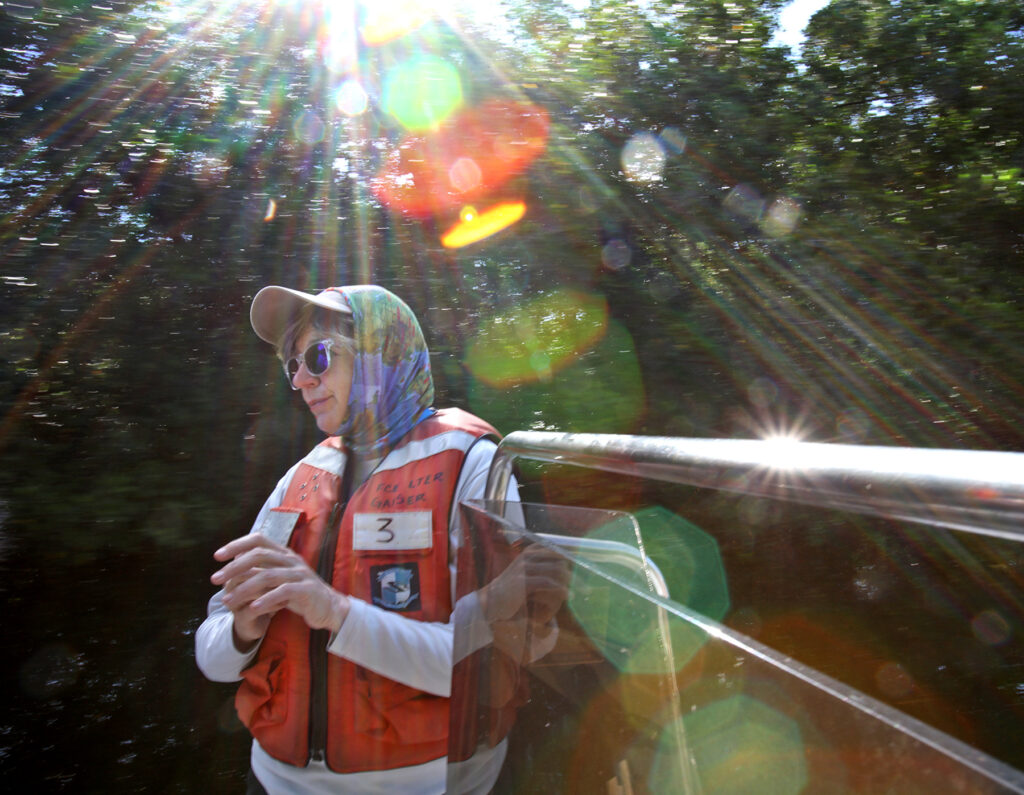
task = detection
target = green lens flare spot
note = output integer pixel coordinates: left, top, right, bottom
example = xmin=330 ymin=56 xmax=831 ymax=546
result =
xmin=467 ymin=318 xmax=644 ymax=435
xmin=632 ymin=506 xmax=729 ymax=621
xmin=465 ymin=289 xmax=609 ymax=388
xmin=562 ymin=507 xmax=728 ymax=673
xmin=383 ymin=55 xmax=462 ymax=131
xmin=568 ymin=567 xmax=692 ymax=674
xmin=652 ymin=695 xmax=808 ymax=794
xmin=563 ymin=514 xmax=675 ymax=675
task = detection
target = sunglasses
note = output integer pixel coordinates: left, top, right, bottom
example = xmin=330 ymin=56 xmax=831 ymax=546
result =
xmin=283 ymin=339 xmax=336 ymax=389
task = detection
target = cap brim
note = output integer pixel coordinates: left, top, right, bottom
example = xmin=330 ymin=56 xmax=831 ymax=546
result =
xmin=250 ymin=286 xmax=351 ymax=346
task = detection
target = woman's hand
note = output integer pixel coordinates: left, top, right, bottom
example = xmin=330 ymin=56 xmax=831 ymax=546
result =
xmin=478 ymin=544 xmax=570 ymax=624
xmin=211 ymin=534 xmax=350 ymax=648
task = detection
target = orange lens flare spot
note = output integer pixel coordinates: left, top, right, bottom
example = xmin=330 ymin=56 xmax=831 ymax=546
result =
xmin=441 ymin=202 xmax=525 ymax=248
xmin=263 ymin=199 xmax=277 ymax=222
xmin=372 ymin=100 xmax=549 ymax=217
xmin=449 ymin=157 xmax=482 ymax=193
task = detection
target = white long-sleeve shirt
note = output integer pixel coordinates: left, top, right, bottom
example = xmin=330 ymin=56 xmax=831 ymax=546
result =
xmin=195 ymin=437 xmax=517 ymax=794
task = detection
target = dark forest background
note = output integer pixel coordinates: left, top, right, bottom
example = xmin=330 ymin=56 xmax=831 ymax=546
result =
xmin=1 ymin=0 xmax=1022 ymax=791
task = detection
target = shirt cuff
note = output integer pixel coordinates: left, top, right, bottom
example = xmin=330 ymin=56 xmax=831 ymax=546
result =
xmin=326 ymin=596 xmax=367 ymax=657
xmin=452 ymin=591 xmax=495 ymax=663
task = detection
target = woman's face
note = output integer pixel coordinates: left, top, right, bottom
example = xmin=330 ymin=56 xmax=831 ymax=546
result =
xmin=290 ymin=327 xmax=354 ymax=435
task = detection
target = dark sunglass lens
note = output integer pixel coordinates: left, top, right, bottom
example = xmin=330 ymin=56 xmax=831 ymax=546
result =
xmin=286 ymin=358 xmax=300 ymax=380
xmin=306 ymin=342 xmax=330 ymax=376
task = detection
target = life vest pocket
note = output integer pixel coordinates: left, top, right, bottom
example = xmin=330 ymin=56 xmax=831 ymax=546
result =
xmin=352 ymin=669 xmax=448 ymax=745
xmin=236 ymin=653 xmax=289 ymax=731
xmin=352 ymin=673 xmax=388 ymax=734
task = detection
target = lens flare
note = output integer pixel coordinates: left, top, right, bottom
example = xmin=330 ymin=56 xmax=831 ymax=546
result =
xmin=761 ymin=196 xmax=802 ymax=237
xmin=652 ymin=695 xmax=808 ymax=793
xmin=372 ymin=99 xmax=549 ymax=216
xmin=464 ymin=289 xmax=609 ymax=387
xmin=441 ymin=201 xmax=525 ymax=248
xmin=622 ymin=132 xmax=667 ymax=182
xmin=758 ymin=613 xmax=964 ymax=735
xmin=601 ymin=238 xmax=631 ymax=271
xmin=971 ymin=609 xmax=1011 ymax=645
xmin=632 ymin=506 xmax=729 ymax=620
xmin=467 ymin=318 xmax=645 ymax=435
xmin=322 ymin=2 xmax=358 ymax=74
xmin=360 ymin=0 xmax=434 ymax=45
xmin=660 ymin=126 xmax=687 ymax=155
xmin=335 ymin=79 xmax=368 ymax=116
xmin=724 ymin=183 xmax=766 ymax=221
xmin=449 ymin=156 xmax=482 ymax=193
xmin=875 ymin=661 xmax=915 ymax=699
xmin=568 ymin=558 xmax=683 ymax=675
xmin=293 ymin=110 xmax=325 ymax=144
xmin=383 ymin=55 xmax=462 ymax=131
xmin=564 ymin=506 xmax=729 ymax=673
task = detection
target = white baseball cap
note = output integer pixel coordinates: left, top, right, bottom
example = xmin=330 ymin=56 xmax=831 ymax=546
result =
xmin=249 ymin=285 xmax=352 ymax=345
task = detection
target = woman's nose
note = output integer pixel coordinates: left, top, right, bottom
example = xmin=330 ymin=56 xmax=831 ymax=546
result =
xmin=292 ymin=362 xmax=319 ymax=390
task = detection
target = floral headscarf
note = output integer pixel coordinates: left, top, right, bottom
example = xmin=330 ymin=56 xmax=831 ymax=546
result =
xmin=326 ymin=285 xmax=434 ymax=455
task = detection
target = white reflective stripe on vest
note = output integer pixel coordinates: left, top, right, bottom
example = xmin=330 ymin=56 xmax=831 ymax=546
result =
xmin=373 ymin=429 xmax=480 ymax=474
xmin=302 ymin=443 xmax=347 ymax=477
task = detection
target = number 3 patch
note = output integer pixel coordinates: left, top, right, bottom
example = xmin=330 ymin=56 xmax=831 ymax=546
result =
xmin=353 ymin=511 xmax=433 ymax=551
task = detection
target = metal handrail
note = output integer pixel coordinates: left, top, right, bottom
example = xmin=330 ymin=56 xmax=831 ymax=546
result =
xmin=485 ymin=432 xmax=1024 ymax=541
xmin=480 ymin=431 xmax=1024 ymax=792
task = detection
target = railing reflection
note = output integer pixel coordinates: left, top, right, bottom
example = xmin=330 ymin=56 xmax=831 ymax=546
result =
xmin=448 ymin=501 xmax=702 ymax=794
xmin=449 ymin=433 xmax=1024 ymax=794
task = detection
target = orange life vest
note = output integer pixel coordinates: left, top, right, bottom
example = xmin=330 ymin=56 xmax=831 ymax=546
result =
xmin=235 ymin=408 xmax=498 ymax=772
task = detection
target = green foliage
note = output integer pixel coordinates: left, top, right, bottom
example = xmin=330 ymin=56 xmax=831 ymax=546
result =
xmin=799 ymin=0 xmax=1024 ymax=238
xmin=1 ymin=0 xmax=1022 ymax=547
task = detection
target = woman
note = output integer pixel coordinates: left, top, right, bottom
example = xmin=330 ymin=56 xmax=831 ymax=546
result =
xmin=195 ymin=284 xmax=517 ymax=794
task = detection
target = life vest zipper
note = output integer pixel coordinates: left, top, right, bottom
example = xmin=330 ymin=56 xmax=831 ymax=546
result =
xmin=308 ymin=499 xmax=343 ymax=763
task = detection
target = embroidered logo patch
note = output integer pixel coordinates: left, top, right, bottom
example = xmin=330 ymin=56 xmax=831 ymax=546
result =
xmin=370 ymin=563 xmax=421 ymax=612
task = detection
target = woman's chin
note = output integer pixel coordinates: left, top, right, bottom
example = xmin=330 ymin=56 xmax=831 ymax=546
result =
xmin=315 ymin=412 xmax=349 ymax=437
